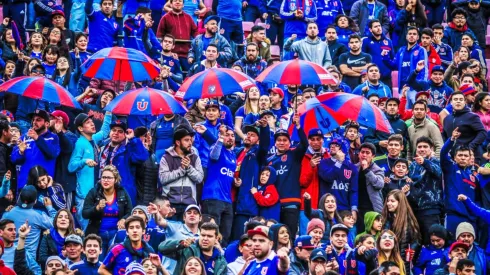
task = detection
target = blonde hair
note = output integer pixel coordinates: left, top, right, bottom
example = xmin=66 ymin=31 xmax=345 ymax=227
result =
xmin=244 ymin=87 xmax=260 ymax=115
xmin=101 ymin=165 xmax=122 ymax=185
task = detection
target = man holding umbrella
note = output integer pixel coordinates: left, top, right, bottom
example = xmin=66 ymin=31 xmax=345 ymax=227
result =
xmin=11 ymin=109 xmax=60 ymax=192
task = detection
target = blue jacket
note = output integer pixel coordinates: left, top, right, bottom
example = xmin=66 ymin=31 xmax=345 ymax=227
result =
xmin=414 ymin=245 xmax=448 ymax=275
xmin=85 ymin=0 xmax=121 ymax=52
xmin=71 ymin=260 xmax=101 ymax=275
xmin=193 ymin=120 xmax=220 ymax=168
xmin=318 ymin=158 xmax=359 ymax=212
xmin=406 ymin=70 xmax=454 ymax=108
xmin=123 ymin=15 xmax=162 ymax=60
xmin=315 ymin=0 xmax=344 ymax=35
xmin=433 ymin=42 xmax=453 ymax=70
xmin=463 ymin=198 xmax=490 ymax=258
xmin=234 ymin=126 xmax=271 ymax=216
xmin=11 ymin=131 xmax=60 ymax=191
xmin=202 ymin=139 xmax=237 ymax=203
xmin=247 ymin=0 xmax=267 ymax=13
xmin=233 ymin=56 xmax=268 ymax=79
xmin=383 ymin=43 xmax=428 ymax=89
xmin=441 ymin=139 xmax=480 ymax=220
xmin=266 ymin=0 xmax=283 ymax=14
xmin=99 ymin=137 xmax=149 ymax=205
xmin=408 ymin=157 xmax=444 ymax=215
xmin=217 ymin=0 xmax=242 ymax=20
xmin=352 ymin=81 xmax=392 ymax=98
xmin=362 ymin=33 xmax=395 ymax=78
xmin=68 ymin=112 xmax=111 ymax=198
xmin=442 ymin=23 xmax=477 ymax=51
xmin=280 ymin=0 xmax=317 ymax=38
xmin=335 ymin=27 xmax=356 ymax=48
xmin=188 ymin=33 xmax=232 ymax=67
xmin=350 ymin=0 xmax=390 ymax=36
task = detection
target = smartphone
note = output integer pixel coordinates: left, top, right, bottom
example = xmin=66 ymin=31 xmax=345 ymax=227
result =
xmin=314 ymin=153 xmax=322 ymax=159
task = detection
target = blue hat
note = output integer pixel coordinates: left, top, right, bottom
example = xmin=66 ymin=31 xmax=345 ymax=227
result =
xmin=205 ymin=100 xmax=220 ymax=110
xmin=259 ymin=110 xmax=274 ymax=119
xmin=17 ymin=185 xmax=37 ymax=209
xmin=110 ymin=119 xmax=127 ymax=131
xmin=294 ymin=235 xmax=315 ymax=249
xmin=125 ymin=262 xmax=145 ymax=275
xmin=310 ymin=248 xmax=328 ymax=261
xmin=329 ymin=138 xmax=343 ymax=147
xmin=308 ymin=128 xmax=323 ymax=139
xmin=274 ymin=129 xmax=290 ymax=140
xmin=204 ymin=15 xmax=220 ymax=25
xmin=432 ymin=65 xmax=444 ymax=73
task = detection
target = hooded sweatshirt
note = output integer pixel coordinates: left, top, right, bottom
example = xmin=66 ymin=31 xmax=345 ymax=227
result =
xmin=442 ymin=23 xmax=477 ymax=50
xmin=355 ymin=211 xmax=382 ymax=243
xmin=284 ymin=37 xmax=332 ymax=67
xmin=269 ymin=223 xmax=290 ymax=252
xmin=254 ymin=167 xmax=280 ymax=220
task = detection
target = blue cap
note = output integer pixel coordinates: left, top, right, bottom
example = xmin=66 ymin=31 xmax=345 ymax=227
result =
xmin=294 ymin=235 xmax=315 ymax=249
xmin=432 ymin=65 xmax=444 ymax=73
xmin=205 ymin=100 xmax=220 ymax=110
xmin=308 ymin=128 xmax=323 ymax=138
xmin=274 ymin=129 xmax=290 ymax=140
xmin=310 ymin=248 xmax=328 ymax=261
xmin=329 ymin=138 xmax=343 ymax=147
xmin=204 ymin=15 xmax=220 ymax=25
xmin=110 ymin=119 xmax=127 ymax=131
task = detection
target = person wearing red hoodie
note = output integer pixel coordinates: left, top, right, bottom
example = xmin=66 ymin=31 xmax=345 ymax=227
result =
xmin=399 ymin=87 xmax=442 ymax=131
xmin=298 ymin=128 xmax=330 ymax=235
xmin=156 ymin=0 xmax=198 ymax=73
xmin=420 ymin=28 xmax=441 ymax=75
xmin=0 ymin=239 xmax=15 ymax=275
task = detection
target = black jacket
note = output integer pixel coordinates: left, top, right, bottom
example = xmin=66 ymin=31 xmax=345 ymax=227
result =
xmin=328 ymin=40 xmax=349 ymax=67
xmin=82 ymin=184 xmax=133 ymax=235
xmin=38 ymin=231 xmax=58 ymax=271
xmin=14 ymin=248 xmax=34 ymax=275
xmin=54 ymin=131 xmax=78 ymax=193
xmin=0 ymin=141 xmax=14 ymax=215
xmin=136 ymin=152 xmax=159 ymax=206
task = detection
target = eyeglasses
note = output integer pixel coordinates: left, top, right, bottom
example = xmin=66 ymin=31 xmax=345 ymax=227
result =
xmin=454 ymin=16 xmax=466 ymax=20
xmin=381 ymin=235 xmax=395 ymax=240
xmin=51 ymin=31 xmax=61 ymax=35
xmin=101 ymin=176 xmax=115 ymax=181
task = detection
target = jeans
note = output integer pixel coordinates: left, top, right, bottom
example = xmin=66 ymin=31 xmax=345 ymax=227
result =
xmin=75 ymin=196 xmax=88 ymax=231
xmin=265 ymin=17 xmax=284 ymax=49
xmin=219 ymin=18 xmax=244 ymax=45
xmin=99 ymin=229 xmax=118 ymax=259
xmin=417 ymin=213 xmax=441 ymax=245
xmin=280 ymin=205 xmax=299 ymax=238
xmin=26 ymin=2 xmax=36 ymax=30
xmin=201 ymin=199 xmax=234 ymax=246
xmin=243 ymin=5 xmax=262 ymax=22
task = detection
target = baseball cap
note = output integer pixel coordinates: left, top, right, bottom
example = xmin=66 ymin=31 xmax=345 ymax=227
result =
xmin=247 ymin=225 xmax=270 ymax=239
xmin=432 ymin=65 xmax=444 ymax=73
xmin=294 ymin=235 xmax=315 ymax=249
xmin=243 ymin=124 xmax=259 ymax=136
xmin=274 ymin=129 xmax=290 ymax=141
xmin=50 ymin=110 xmax=69 ymax=128
xmin=330 ymin=224 xmax=349 ymax=237
xmin=308 ymin=128 xmax=323 ymax=139
xmin=268 ymin=87 xmax=285 ymax=98
xmin=379 ymin=97 xmax=389 ymax=105
xmin=110 ymin=120 xmax=128 ymax=131
xmin=52 ymin=9 xmax=65 ymax=18
xmin=205 ymin=100 xmax=220 ymax=110
xmin=259 ymin=110 xmax=274 ymax=119
xmin=28 ymin=109 xmax=50 ymax=122
xmin=17 ymin=185 xmax=37 ymax=209
xmin=329 ymin=138 xmax=343 ymax=147
xmin=310 ymin=248 xmax=328 ymax=261
xmin=415 ymin=90 xmax=431 ymax=100
xmin=74 ymin=113 xmax=93 ymax=129
xmin=185 ymin=204 xmax=201 ymax=215
xmin=64 ymin=234 xmax=83 ymax=245
xmin=204 ymin=15 xmax=220 ymax=25
xmin=449 ymin=241 xmax=469 ymax=253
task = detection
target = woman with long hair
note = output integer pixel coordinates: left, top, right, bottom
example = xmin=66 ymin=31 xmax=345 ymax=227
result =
xmin=458 ymin=46 xmax=470 ymax=63
xmin=461 ymin=34 xmax=487 ymax=77
xmin=180 ymin=257 xmax=206 ymax=275
xmin=42 ymin=45 xmax=60 ymax=79
xmin=269 ymin=223 xmax=292 ymax=252
xmin=382 ymin=190 xmax=421 ymax=273
xmin=472 ymin=92 xmax=490 ymax=131
xmin=38 ymin=209 xmax=78 ymax=269
xmin=304 ymin=192 xmax=342 ymax=243
xmin=377 ymin=230 xmax=406 ymax=275
xmin=393 ymin=0 xmax=427 ymax=49
xmin=51 ymin=54 xmax=82 ymax=95
xmin=184 ymin=98 xmax=209 ymax=127
xmin=335 ymin=15 xmax=360 ymax=47
xmin=70 ymin=33 xmax=91 ymax=66
xmin=234 ymin=86 xmax=261 ymax=140
xmin=0 ymin=27 xmax=19 ymax=61
xmin=1 ymin=60 xmax=15 ymax=83
xmin=25 ymin=32 xmax=47 ymax=59
xmin=45 ymin=27 xmax=69 ymax=58
xmin=82 ymin=165 xmax=132 ymax=257
xmin=27 ymin=165 xmax=66 ymax=214
xmin=468 ymin=59 xmax=488 ymax=92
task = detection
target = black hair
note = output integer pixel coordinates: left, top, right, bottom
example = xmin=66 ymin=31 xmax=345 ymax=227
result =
xmin=356 ymin=234 xmax=375 ymax=246
xmin=432 ymin=23 xmax=443 ymax=30
xmin=239 ymin=234 xmax=251 ymax=245
xmin=454 ymin=145 xmax=472 ymax=155
xmin=200 ymin=222 xmax=220 ymax=236
xmin=251 ymin=25 xmax=265 ymax=33
xmin=472 ymin=92 xmax=490 ymax=112
xmin=456 ymin=259 xmax=475 ymax=272
xmin=421 ymin=27 xmax=434 ymax=38
xmin=42 ymin=45 xmax=60 ymax=63
xmin=367 ymin=63 xmax=379 ymax=72
xmin=416 ymin=136 xmax=435 ymax=148
xmin=0 ymin=119 xmax=9 ymax=139
xmin=307 ymin=21 xmax=318 ymax=28
xmin=135 ymin=6 xmax=151 ymax=14
xmin=153 ymin=194 xmax=170 ymax=204
xmin=368 ymin=19 xmax=381 ymax=29
xmin=376 ymin=261 xmax=400 ymax=274
xmin=348 ymin=34 xmax=362 ymax=43
xmin=83 ymin=234 xmax=102 ymax=248
xmin=27 ymin=165 xmax=49 ymax=187
xmin=406 ymin=26 xmax=420 ymax=35
xmin=206 ymin=43 xmax=219 ymax=51
xmin=360 ymin=142 xmax=376 ymax=155
xmin=452 ymin=8 xmax=468 ymax=18
xmin=0 ymin=219 xmax=14 ymax=230
xmin=339 ymin=210 xmax=353 ymax=221
xmin=75 ymin=32 xmax=87 ymax=45
xmin=393 ymin=158 xmax=409 ymax=168
xmin=51 ymin=55 xmax=72 ymax=87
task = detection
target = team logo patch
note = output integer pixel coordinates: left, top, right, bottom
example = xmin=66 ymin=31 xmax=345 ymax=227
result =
xmin=344 ymin=169 xmax=352 ymax=179
xmin=383 ymin=40 xmax=388 ymax=45
xmin=413 ymin=50 xmax=419 ymax=56
xmin=220 ymin=28 xmax=225 ymax=34
xmin=281 ymin=155 xmax=288 ymax=162
xmin=261 ymin=267 xmax=268 ymax=275
xmin=137 ymin=100 xmax=148 ymax=111
xmin=169 ymin=60 xmax=174 ymax=67
xmin=470 ymin=174 xmax=475 ymax=182
xmin=208 ymin=85 xmax=216 ymax=94
xmin=350 ymin=260 xmax=357 ymax=268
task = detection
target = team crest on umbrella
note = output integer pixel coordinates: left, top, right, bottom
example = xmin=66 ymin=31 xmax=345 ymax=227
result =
xmin=137 ymin=100 xmax=148 ymax=111
xmin=208 ymin=85 xmax=216 ymax=94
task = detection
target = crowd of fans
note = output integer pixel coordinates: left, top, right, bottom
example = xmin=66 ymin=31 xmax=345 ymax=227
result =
xmin=0 ymin=0 xmax=488 ymax=274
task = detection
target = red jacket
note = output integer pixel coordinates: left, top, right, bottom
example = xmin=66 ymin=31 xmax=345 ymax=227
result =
xmin=253 ymin=185 xmax=280 ymax=207
xmin=299 ymin=150 xmax=330 ymax=210
xmin=156 ymin=11 xmax=198 ymax=58
xmin=0 ymin=260 xmax=15 ymax=275
xmin=421 ymin=43 xmax=442 ymax=74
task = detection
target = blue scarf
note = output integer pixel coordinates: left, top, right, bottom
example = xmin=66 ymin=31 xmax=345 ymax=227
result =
xmin=50 ymin=228 xmax=65 ymax=257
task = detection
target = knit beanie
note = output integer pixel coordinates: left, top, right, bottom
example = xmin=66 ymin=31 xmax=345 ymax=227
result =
xmin=125 ymin=262 xmax=145 ymax=275
xmin=456 ymin=222 xmax=475 ymax=239
xmin=132 ymin=205 xmax=150 ymax=222
xmin=307 ymin=218 xmax=325 ymax=234
xmin=428 ymin=224 xmax=448 ymax=240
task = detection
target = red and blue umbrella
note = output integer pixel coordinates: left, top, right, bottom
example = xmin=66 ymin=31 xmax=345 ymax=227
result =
xmin=176 ymin=68 xmax=256 ymax=100
xmin=288 ymin=104 xmax=345 ymax=140
xmin=255 ymin=60 xmax=338 ymax=85
xmin=81 ymin=47 xmax=160 ymax=82
xmin=104 ymin=87 xmax=187 ymax=116
xmin=0 ymin=76 xmax=81 ymax=109
xmin=302 ymin=92 xmax=393 ymax=133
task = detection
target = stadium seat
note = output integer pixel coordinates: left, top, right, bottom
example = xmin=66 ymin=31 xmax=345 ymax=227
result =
xmin=243 ymin=21 xmax=254 ymax=38
xmin=487 ymin=26 xmax=490 ymax=36
xmin=392 ymin=87 xmax=399 ymax=98
xmin=271 ymin=45 xmax=280 ymax=59
xmin=391 ymin=71 xmax=399 ymax=88
xmin=486 ymin=35 xmax=490 ymax=46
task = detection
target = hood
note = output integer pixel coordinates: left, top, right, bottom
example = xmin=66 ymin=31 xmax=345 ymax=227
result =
xmin=454 ymin=106 xmax=471 ymax=116
xmin=448 ymin=22 xmax=469 ymax=32
xmin=240 ymin=55 xmax=263 ymax=64
xmin=363 ymin=211 xmax=381 ymax=233
xmin=269 ymin=223 xmax=289 ymax=251
xmin=260 ymin=166 xmax=277 ymax=186
xmin=305 ymin=37 xmax=322 ymax=45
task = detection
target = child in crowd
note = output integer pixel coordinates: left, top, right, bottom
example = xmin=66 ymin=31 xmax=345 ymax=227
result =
xmin=251 ymin=166 xmax=280 ymax=221
xmin=383 ymin=158 xmax=412 ymax=199
xmin=307 ymin=218 xmax=325 ymax=247
xmin=355 ymin=211 xmax=384 ymax=243
xmin=414 ymin=224 xmax=449 ymax=275
xmin=339 ymin=210 xmax=356 ymax=247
